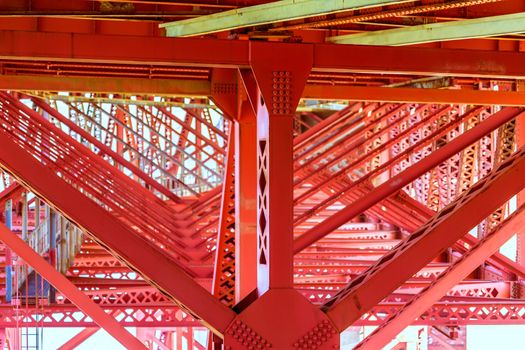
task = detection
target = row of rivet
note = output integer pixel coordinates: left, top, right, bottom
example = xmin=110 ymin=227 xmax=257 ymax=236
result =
xmin=293 ymin=320 xmax=337 ymax=350
xmin=226 ymin=320 xmax=272 ymax=349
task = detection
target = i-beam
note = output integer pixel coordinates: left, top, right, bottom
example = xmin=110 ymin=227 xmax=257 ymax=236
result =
xmin=328 ymin=12 xmax=525 ymax=46
xmin=161 ymin=0 xmax=413 ymax=37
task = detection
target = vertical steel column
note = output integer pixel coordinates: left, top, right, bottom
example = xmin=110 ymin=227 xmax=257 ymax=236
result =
xmin=518 ymin=113 xmax=525 ymax=264
xmin=234 ymin=115 xmax=258 ymax=301
xmin=48 ymin=209 xmax=57 ymax=303
xmin=34 ymin=197 xmax=40 ymax=227
xmin=4 ymin=200 xmax=12 ymax=303
xmin=250 ymin=43 xmax=312 ymax=293
xmin=235 ymin=71 xmax=258 ymax=302
xmin=211 ymin=68 xmax=259 ymax=302
xmin=21 ymin=192 xmax=27 ymax=241
xmin=211 ymin=130 xmax=236 ymax=308
xmin=176 ymin=329 xmax=182 ymax=350
xmin=223 ymin=43 xmax=341 ymax=350
xmin=115 ymin=102 xmax=126 ymax=157
xmin=207 ymin=69 xmax=240 ymax=350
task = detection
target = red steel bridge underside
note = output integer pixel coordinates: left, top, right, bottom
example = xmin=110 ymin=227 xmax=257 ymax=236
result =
xmin=1 ymin=0 xmax=525 ymax=349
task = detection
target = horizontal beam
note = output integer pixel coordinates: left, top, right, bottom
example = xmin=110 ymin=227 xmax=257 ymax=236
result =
xmin=5 ymin=30 xmax=525 ymax=78
xmin=0 ymin=223 xmax=146 ymax=350
xmin=0 ymin=301 xmax=519 ymax=327
xmin=0 ymin=75 xmax=210 ymax=97
xmin=360 ymin=301 xmax=525 ymax=326
xmin=5 ymin=74 xmax=525 ymax=106
xmin=0 ymin=304 xmax=199 ymax=327
xmin=311 ymin=42 xmax=525 ymax=78
xmin=161 ymin=0 xmax=412 ymax=37
xmin=0 ymin=30 xmax=249 ymax=68
xmin=303 ymin=85 xmax=525 ymax=106
xmin=328 ymin=12 xmax=525 ymax=46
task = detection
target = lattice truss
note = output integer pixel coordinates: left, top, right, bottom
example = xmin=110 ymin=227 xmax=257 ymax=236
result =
xmin=0 ymin=89 xmax=523 ymax=348
xmin=37 ymin=92 xmax=227 ymax=196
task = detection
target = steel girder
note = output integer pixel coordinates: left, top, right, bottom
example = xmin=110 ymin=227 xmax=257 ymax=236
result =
xmin=0 ymin=102 xmax=520 ymax=346
xmin=0 ymin=93 xmax=208 ymax=261
xmin=274 ymin=0 xmax=505 ymax=31
xmin=293 ymin=104 xmax=458 ymax=221
xmin=160 ymin=0 xmax=413 ymax=37
xmin=7 ymin=74 xmax=525 ymax=107
xmin=211 ymin=131 xmax=236 ymax=307
xmin=328 ymin=12 xmax=525 ymax=46
xmin=303 ymin=85 xmax=525 ymax=107
xmin=0 ymin=304 xmax=200 ymax=328
xmin=4 ymin=30 xmax=525 ymax=78
xmin=383 ymin=187 xmax=525 ymax=280
xmin=0 ymin=299 xmax=524 ymax=328
xmin=0 ymin=75 xmax=210 ymax=97
xmin=3 ymin=89 xmax=520 ymax=288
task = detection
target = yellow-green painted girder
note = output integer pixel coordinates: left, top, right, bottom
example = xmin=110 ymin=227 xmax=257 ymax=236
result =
xmin=328 ymin=12 xmax=525 ymax=46
xmin=161 ymin=0 xmax=413 ymax=37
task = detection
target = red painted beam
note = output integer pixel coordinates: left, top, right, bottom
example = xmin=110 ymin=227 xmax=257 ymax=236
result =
xmin=0 ymin=30 xmax=249 ymax=67
xmin=393 ymin=191 xmax=525 ymax=279
xmin=4 ymin=73 xmax=525 ymax=108
xmin=250 ymin=42 xmax=312 ymax=292
xmin=303 ymin=85 xmax=525 ymax=106
xmin=3 ymin=73 xmax=525 ymax=109
xmin=211 ymin=130 xmax=236 ymax=306
xmin=0 ymin=74 xmax=211 ymax=96
xmin=3 ymin=30 xmax=525 ymax=78
xmin=313 ymin=42 xmax=525 ymax=78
